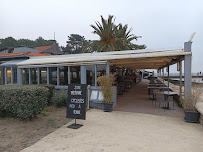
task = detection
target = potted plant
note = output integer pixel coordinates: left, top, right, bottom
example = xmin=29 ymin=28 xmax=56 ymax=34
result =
xmin=97 ymin=74 xmax=115 ymax=112
xmin=182 ymin=86 xmax=202 ymax=123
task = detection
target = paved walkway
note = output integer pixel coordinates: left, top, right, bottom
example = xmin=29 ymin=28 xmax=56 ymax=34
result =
xmin=21 ymin=109 xmax=203 ymax=152
xmin=114 ymin=79 xmax=184 ymax=118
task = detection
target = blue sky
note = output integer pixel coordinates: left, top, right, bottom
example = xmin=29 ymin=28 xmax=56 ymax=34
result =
xmin=0 ymin=0 xmax=202 ymax=73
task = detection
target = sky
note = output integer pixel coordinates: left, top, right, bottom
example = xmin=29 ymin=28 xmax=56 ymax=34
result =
xmin=0 ymin=0 xmax=202 ymax=73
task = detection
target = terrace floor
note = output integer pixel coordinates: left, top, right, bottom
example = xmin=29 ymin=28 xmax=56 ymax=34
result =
xmin=114 ymin=79 xmax=184 ymax=118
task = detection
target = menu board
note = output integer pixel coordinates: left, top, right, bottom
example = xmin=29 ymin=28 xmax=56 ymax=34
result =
xmin=66 ymin=84 xmax=87 ymax=120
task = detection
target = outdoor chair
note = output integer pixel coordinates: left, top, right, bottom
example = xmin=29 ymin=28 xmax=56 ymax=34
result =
xmin=152 ymin=89 xmax=160 ymax=100
xmin=166 ymin=96 xmax=174 ymax=110
xmin=154 ymin=93 xmax=166 ymax=108
xmin=148 ymin=88 xmax=154 ymax=99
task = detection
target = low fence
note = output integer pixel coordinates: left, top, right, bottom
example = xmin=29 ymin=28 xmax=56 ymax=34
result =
xmin=54 ymin=85 xmax=117 ymax=109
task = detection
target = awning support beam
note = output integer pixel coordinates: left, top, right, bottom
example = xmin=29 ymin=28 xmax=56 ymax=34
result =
xmin=184 ymin=42 xmax=192 ymax=102
xmin=179 ymin=61 xmax=182 ymax=99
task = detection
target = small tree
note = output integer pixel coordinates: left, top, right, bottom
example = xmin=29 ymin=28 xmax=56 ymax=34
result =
xmin=97 ymin=74 xmax=115 ymax=103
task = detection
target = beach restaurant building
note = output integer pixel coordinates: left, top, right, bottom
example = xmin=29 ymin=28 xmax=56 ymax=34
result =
xmin=0 ymin=41 xmax=192 ymax=107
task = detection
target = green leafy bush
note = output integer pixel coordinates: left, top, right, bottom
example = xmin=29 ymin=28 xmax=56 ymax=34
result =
xmin=39 ymin=85 xmax=55 ymax=104
xmin=53 ymin=89 xmax=67 ymax=107
xmin=0 ymin=85 xmax=49 ymax=120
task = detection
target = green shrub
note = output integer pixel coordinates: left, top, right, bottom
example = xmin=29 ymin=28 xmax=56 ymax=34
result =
xmin=53 ymin=89 xmax=67 ymax=107
xmin=39 ymin=85 xmax=55 ymax=104
xmin=0 ymin=85 xmax=49 ymax=120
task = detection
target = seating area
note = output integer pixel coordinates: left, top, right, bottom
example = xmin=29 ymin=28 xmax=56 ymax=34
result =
xmin=148 ymin=77 xmax=177 ymax=110
xmin=114 ymin=78 xmax=184 ymax=117
xmin=116 ymin=76 xmax=137 ymax=95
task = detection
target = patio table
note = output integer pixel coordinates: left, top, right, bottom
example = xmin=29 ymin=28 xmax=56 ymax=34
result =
xmin=160 ymin=91 xmax=178 ymax=110
xmin=147 ymin=86 xmax=169 ymax=95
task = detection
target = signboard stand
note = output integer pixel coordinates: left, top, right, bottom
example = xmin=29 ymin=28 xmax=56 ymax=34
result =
xmin=67 ymin=119 xmax=83 ymax=129
xmin=66 ymin=84 xmax=87 ymax=129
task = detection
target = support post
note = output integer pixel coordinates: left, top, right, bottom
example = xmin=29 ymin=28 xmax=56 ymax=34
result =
xmin=162 ymin=68 xmax=164 ymax=83
xmin=159 ymin=69 xmax=161 ymax=78
xmin=68 ymin=66 xmax=71 ymax=84
xmin=106 ymin=61 xmax=110 ymax=76
xmin=4 ymin=67 xmax=7 ymax=85
xmin=167 ymin=66 xmax=169 ymax=87
xmin=11 ymin=67 xmax=13 ymax=84
xmin=37 ymin=68 xmax=40 ymax=85
xmin=160 ymin=69 xmax=161 ymax=77
xmin=179 ymin=61 xmax=182 ymax=99
xmin=47 ymin=67 xmax=50 ymax=85
xmin=17 ymin=67 xmax=22 ymax=85
xmin=80 ymin=65 xmax=86 ymax=84
xmin=94 ymin=65 xmax=97 ymax=87
xmin=29 ymin=68 xmax=31 ymax=85
xmin=184 ymin=42 xmax=192 ymax=102
xmin=57 ymin=67 xmax=60 ymax=86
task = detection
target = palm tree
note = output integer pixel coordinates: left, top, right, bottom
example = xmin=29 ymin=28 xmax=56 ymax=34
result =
xmin=116 ymin=24 xmax=146 ymax=50
xmin=90 ymin=15 xmax=118 ymax=52
xmin=87 ymin=15 xmax=146 ymax=52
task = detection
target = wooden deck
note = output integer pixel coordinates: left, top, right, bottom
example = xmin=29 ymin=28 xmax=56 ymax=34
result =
xmin=114 ymin=79 xmax=184 ymax=118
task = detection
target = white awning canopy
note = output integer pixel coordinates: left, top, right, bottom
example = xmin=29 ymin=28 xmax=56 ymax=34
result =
xmin=0 ymin=59 xmax=26 ymax=67
xmin=17 ymin=48 xmax=191 ymax=69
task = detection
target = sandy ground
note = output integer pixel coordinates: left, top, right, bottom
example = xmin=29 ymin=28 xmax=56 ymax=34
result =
xmin=0 ymin=106 xmax=72 ymax=152
xmin=21 ymin=109 xmax=203 ymax=152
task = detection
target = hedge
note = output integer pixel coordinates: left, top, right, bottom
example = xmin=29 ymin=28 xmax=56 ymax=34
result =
xmin=39 ymin=85 xmax=55 ymax=104
xmin=53 ymin=89 xmax=67 ymax=107
xmin=0 ymin=85 xmax=50 ymax=120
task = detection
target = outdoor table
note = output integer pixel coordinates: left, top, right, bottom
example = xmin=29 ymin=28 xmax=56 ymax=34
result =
xmin=147 ymin=86 xmax=169 ymax=95
xmin=160 ymin=91 xmax=178 ymax=110
xmin=148 ymin=84 xmax=166 ymax=87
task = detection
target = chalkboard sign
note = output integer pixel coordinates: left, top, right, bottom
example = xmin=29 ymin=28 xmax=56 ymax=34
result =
xmin=67 ymin=84 xmax=87 ymax=120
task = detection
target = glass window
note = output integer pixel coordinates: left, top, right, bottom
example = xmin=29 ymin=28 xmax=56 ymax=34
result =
xmin=96 ymin=65 xmax=106 ymax=86
xmin=70 ymin=66 xmax=80 ymax=84
xmin=59 ymin=66 xmax=69 ymax=86
xmin=7 ymin=67 xmax=11 ymax=84
xmin=63 ymin=66 xmax=68 ymax=85
xmin=86 ymin=65 xmax=95 ymax=86
xmin=97 ymin=65 xmax=106 ymax=77
xmin=31 ymin=68 xmax=38 ymax=84
xmin=49 ymin=67 xmax=57 ymax=85
xmin=23 ymin=68 xmax=29 ymax=85
xmin=13 ymin=67 xmax=17 ymax=84
xmin=40 ymin=67 xmax=47 ymax=84
xmin=0 ymin=68 xmax=2 ymax=85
